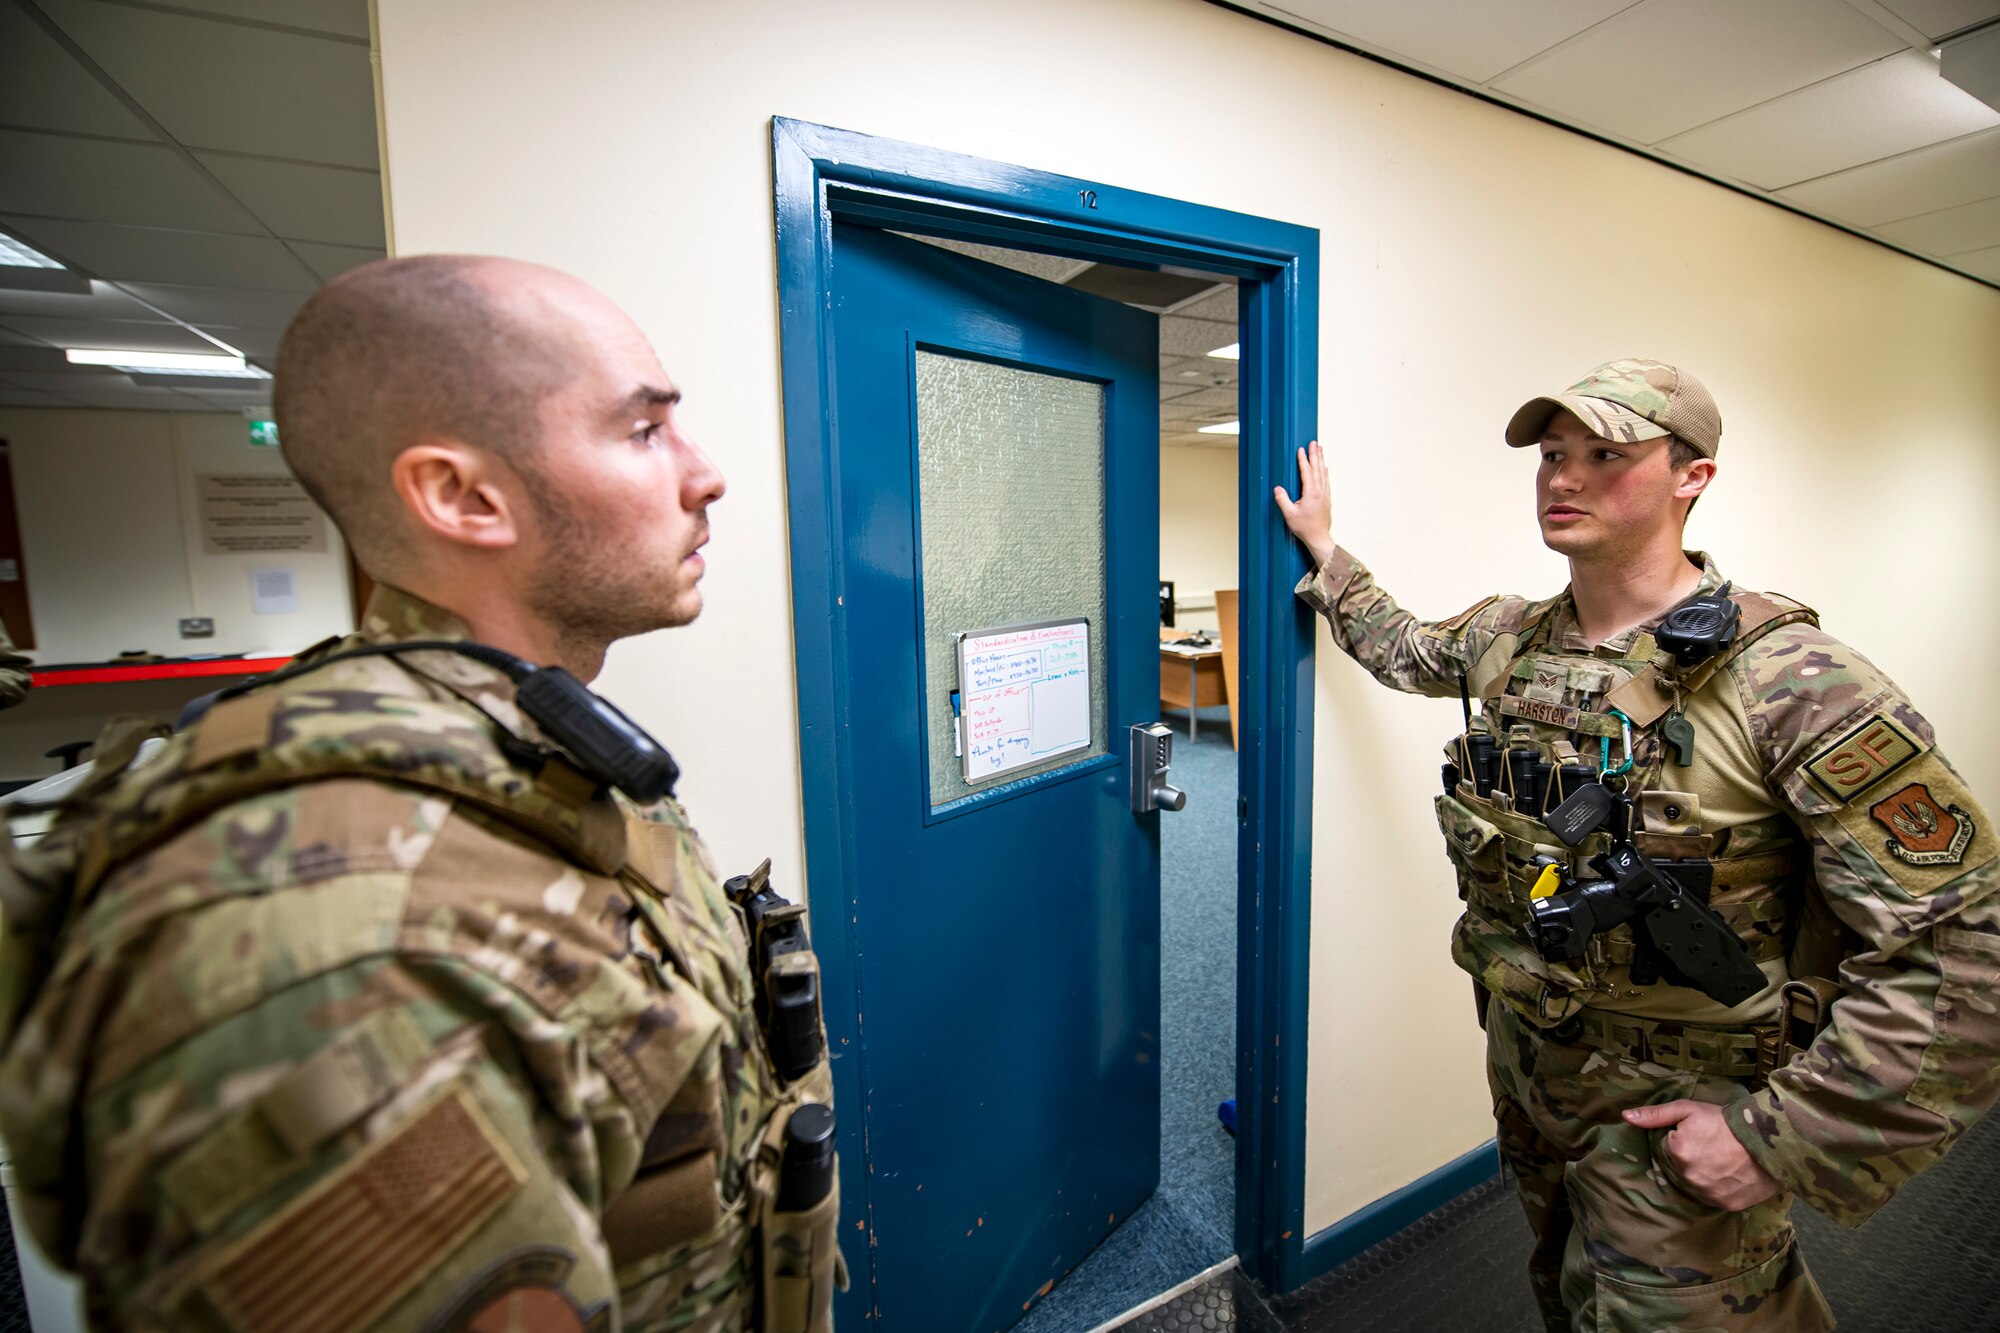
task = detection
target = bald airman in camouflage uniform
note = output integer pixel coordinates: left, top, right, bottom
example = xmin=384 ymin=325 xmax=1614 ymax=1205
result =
xmin=1276 ymin=360 xmax=1998 ymax=1331
xmin=0 ymin=256 xmax=840 ymax=1332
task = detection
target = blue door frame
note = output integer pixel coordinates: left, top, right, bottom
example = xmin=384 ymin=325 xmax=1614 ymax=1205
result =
xmin=772 ymin=117 xmax=1322 ymax=1294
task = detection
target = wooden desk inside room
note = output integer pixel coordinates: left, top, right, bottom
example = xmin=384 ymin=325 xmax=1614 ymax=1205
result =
xmin=1158 ymin=628 xmax=1227 ymax=744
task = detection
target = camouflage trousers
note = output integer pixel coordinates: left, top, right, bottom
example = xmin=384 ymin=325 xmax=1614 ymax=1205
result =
xmin=1485 ymin=998 xmax=1836 ymax=1332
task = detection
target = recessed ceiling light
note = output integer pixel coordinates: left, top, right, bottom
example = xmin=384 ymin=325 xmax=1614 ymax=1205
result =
xmin=1198 ymin=420 xmax=1240 ymax=435
xmin=66 ymin=348 xmax=265 ymax=376
xmin=0 ymin=233 xmax=63 ymax=270
xmin=1207 ymin=343 xmax=1240 ymax=360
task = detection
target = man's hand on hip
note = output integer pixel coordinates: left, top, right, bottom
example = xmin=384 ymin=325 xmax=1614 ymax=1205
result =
xmin=1273 ymin=440 xmax=1336 ymax=570
xmin=1624 ymin=1100 xmax=1782 ymax=1212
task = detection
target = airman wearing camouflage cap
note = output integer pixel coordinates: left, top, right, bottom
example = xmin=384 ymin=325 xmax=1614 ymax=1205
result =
xmin=0 ymin=256 xmax=841 ymax=1332
xmin=1275 ymin=360 xmax=1997 ymax=1332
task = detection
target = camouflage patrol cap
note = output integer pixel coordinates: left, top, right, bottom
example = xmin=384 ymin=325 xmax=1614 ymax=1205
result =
xmin=1504 ymin=358 xmax=1722 ymax=459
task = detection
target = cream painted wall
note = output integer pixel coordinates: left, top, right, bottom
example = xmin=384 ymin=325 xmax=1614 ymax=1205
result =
xmin=1161 ymin=442 xmax=1239 ymax=630
xmin=374 ymin=0 xmax=2000 ymax=1239
xmin=0 ymin=408 xmax=352 ymax=775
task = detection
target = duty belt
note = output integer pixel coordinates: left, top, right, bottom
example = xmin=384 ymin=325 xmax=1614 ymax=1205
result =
xmin=1550 ymin=978 xmax=1841 ymax=1082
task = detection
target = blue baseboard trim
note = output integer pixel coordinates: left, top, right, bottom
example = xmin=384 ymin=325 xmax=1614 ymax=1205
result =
xmin=1293 ymin=1140 xmax=1501 ymax=1287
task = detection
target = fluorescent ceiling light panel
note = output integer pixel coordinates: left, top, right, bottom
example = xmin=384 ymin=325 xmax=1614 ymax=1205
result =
xmin=1207 ymin=343 xmax=1240 ymax=360
xmin=1197 ymin=420 xmax=1240 ymax=435
xmin=0 ymin=233 xmax=64 ymax=269
xmin=132 ymin=365 xmax=273 ymax=380
xmin=66 ymin=348 xmax=264 ymax=376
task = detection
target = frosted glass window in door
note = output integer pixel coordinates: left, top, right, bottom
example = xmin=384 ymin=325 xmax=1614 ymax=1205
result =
xmin=915 ymin=351 xmax=1107 ymax=806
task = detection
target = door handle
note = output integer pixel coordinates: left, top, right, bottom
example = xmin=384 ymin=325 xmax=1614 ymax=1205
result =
xmin=1129 ymin=722 xmax=1188 ymax=813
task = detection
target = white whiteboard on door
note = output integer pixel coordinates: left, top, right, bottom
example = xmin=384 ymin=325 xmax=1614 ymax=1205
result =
xmin=956 ymin=618 xmax=1091 ymax=783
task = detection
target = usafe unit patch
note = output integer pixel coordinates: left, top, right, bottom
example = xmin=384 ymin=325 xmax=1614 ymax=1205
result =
xmin=190 ymin=1086 xmax=526 ymax=1332
xmin=1804 ymin=712 xmax=1924 ymax=803
xmin=1871 ymin=783 xmax=1976 ymax=867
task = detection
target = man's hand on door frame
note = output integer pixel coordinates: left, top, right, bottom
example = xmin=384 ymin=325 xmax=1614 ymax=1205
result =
xmin=1273 ymin=439 xmax=1335 ymax=570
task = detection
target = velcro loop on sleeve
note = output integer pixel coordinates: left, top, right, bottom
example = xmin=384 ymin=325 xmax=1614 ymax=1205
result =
xmin=257 ymin=1008 xmax=434 ymax=1157
xmin=160 ymin=1104 xmax=303 ymax=1236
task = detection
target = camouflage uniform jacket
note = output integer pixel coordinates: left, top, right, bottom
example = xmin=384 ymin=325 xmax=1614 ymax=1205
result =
xmin=1298 ymin=547 xmax=2000 ymax=1228
xmin=0 ymin=621 xmax=29 ymax=709
xmin=0 ymin=585 xmax=816 ymax=1332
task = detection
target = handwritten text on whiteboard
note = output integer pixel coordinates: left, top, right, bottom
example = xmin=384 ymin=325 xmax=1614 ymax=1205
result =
xmin=958 ymin=621 xmax=1090 ymax=782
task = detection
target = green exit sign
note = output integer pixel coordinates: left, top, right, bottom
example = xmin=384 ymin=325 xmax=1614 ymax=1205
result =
xmin=247 ymin=418 xmax=280 ymax=448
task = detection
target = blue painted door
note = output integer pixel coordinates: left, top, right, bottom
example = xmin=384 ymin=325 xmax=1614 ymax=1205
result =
xmin=824 ymin=224 xmax=1162 ymax=1331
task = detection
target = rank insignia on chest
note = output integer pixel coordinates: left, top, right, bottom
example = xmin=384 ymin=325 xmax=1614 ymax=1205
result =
xmin=1526 ymin=666 xmax=1567 ymax=703
xmin=1870 ymin=783 xmax=1976 ymax=867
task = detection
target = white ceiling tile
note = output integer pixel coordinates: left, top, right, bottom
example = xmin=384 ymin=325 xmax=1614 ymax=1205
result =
xmin=0 ymin=130 xmax=262 ymax=234
xmin=0 ymin=5 xmax=150 ymax=138
xmin=1264 ymin=0 xmax=1639 ymax=83
xmin=0 ymin=316 xmax=215 ymax=353
xmin=1871 ymin=191 xmax=2000 ymax=250
xmin=0 ymin=279 xmax=156 ymax=320
xmin=0 ymin=371 xmax=104 ymax=393
xmin=1161 ymin=386 xmax=1236 ymax=411
xmin=181 ymin=387 xmax=273 ymax=408
xmin=1158 ymin=354 xmax=1234 ymax=390
xmin=1875 ymin=0 xmax=2000 ymax=40
xmin=0 ymin=216 xmax=320 ymax=290
xmin=0 ymin=385 xmax=72 ymax=407
xmin=215 ymin=327 xmax=286 ymax=359
xmin=902 ymin=235 xmax=1089 ymax=283
xmin=289 ymin=241 xmax=383 ymax=282
xmin=39 ymin=0 xmax=379 ymax=169
xmin=121 ymin=284 xmax=307 ymax=329
xmin=194 ymin=154 xmax=385 ymax=247
xmin=0 ymin=347 xmax=71 ymax=373
xmin=1172 ymin=286 xmax=1239 ymax=323
xmin=1777 ymin=124 xmax=2000 ymax=222
xmin=0 ymin=371 xmax=199 ymax=408
xmin=1492 ymin=0 xmax=1903 ymax=144
xmin=1658 ymin=51 xmax=2000 ymax=188
xmin=67 ymin=389 xmax=208 ymax=410
xmin=160 ymin=0 xmax=371 ymax=40
xmin=1950 ymin=241 xmax=2000 ymax=278
xmin=1160 ymin=318 xmax=1237 ymax=358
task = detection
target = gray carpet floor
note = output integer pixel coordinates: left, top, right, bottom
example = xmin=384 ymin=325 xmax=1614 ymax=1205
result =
xmin=1115 ymin=1102 xmax=2000 ymax=1332
xmin=1014 ymin=704 xmax=1241 ymax=1333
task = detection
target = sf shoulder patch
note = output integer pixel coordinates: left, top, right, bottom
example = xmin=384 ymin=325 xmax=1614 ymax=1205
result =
xmin=1803 ymin=712 xmax=1925 ymax=804
xmin=1870 ymin=783 xmax=1976 ymax=867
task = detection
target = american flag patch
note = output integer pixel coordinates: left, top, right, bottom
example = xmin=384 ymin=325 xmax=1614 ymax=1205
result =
xmin=197 ymin=1087 xmax=525 ymax=1333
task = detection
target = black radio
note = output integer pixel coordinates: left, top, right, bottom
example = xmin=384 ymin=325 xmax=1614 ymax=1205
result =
xmin=1656 ymin=583 xmax=1741 ymax=669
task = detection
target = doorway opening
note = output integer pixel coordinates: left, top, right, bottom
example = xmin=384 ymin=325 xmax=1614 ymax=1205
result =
xmin=774 ymin=117 xmax=1321 ymax=1330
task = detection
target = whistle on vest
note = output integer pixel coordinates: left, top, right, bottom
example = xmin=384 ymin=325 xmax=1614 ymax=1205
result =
xmin=724 ymin=859 xmax=826 ymax=1084
xmin=1526 ymin=843 xmax=1763 ymax=1007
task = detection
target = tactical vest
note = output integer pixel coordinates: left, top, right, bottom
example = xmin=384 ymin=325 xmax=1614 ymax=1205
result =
xmin=0 ymin=653 xmax=842 ymax=1333
xmin=1437 ymin=590 xmax=1820 ymax=1055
